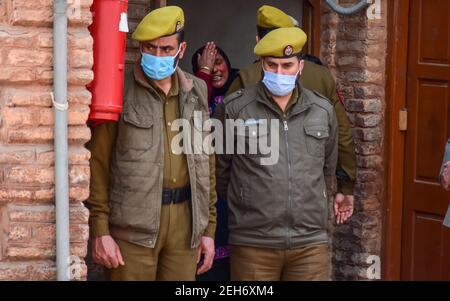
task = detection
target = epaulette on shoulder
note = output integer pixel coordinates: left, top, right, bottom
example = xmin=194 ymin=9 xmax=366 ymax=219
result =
xmin=223 ymin=89 xmax=244 ymax=105
xmin=309 ymin=90 xmax=333 ymax=111
xmin=312 ymin=90 xmax=329 ymax=101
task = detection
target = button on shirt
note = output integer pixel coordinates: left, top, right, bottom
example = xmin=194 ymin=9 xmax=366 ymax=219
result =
xmin=148 ymin=72 xmax=189 ymax=189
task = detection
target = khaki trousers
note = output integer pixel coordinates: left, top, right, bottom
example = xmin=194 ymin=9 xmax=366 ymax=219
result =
xmin=230 ymin=243 xmax=330 ymax=281
xmin=105 ymin=201 xmax=197 ymax=281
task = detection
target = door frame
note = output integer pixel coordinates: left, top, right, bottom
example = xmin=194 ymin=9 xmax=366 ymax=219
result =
xmin=383 ymin=0 xmax=410 ymax=280
xmin=303 ymin=0 xmax=322 ymax=57
xmin=150 ymin=0 xmax=166 ymax=9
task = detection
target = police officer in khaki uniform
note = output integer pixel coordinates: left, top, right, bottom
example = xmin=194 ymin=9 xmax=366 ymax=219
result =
xmin=217 ymin=27 xmax=339 ymax=280
xmin=86 ymin=6 xmax=217 ymax=281
xmin=226 ymin=5 xmax=356 ymax=222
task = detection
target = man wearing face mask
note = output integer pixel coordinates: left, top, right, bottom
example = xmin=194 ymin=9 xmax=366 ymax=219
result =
xmin=225 ymin=5 xmax=356 ymax=225
xmin=216 ymin=27 xmax=338 ymax=280
xmin=86 ymin=6 xmax=217 ymax=280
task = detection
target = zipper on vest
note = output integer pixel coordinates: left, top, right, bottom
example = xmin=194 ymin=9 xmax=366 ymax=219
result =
xmin=283 ymin=119 xmax=293 ymax=249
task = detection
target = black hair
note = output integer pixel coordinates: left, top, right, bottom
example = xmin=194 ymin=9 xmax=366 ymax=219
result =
xmin=256 ymin=26 xmax=274 ymax=39
xmin=176 ymin=29 xmax=185 ymax=44
xmin=302 ymin=53 xmax=323 ymax=66
xmin=191 ymin=45 xmax=240 ymax=98
xmin=191 ymin=45 xmax=231 ymax=74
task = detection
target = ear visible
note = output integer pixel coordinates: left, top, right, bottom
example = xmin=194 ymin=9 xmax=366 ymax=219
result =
xmin=255 ymin=35 xmax=260 ymax=43
xmin=298 ymin=59 xmax=305 ymax=75
xmin=178 ymin=41 xmax=187 ymax=59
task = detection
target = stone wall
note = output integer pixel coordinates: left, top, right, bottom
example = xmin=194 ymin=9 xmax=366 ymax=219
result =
xmin=321 ymin=0 xmax=387 ymax=280
xmin=0 ymin=0 xmax=93 ymax=280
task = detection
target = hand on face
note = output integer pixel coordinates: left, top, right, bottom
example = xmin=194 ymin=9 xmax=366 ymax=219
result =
xmin=197 ymin=42 xmax=217 ymax=74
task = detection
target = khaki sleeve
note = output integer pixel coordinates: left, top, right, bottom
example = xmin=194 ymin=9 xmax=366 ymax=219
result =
xmin=325 ymin=107 xmax=339 ymax=178
xmin=225 ymin=75 xmax=243 ymax=96
xmin=334 ymin=100 xmax=357 ymax=195
xmin=213 ymin=102 xmax=232 ymax=199
xmin=85 ymin=121 xmax=118 ymax=237
xmin=326 ymin=74 xmax=357 ymax=195
xmin=203 ymin=154 xmax=217 ymax=238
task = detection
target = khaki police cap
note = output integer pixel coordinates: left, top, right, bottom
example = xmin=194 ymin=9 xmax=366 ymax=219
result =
xmin=132 ymin=6 xmax=184 ymax=41
xmin=257 ymin=5 xmax=295 ymax=28
xmin=254 ymin=27 xmax=307 ymax=58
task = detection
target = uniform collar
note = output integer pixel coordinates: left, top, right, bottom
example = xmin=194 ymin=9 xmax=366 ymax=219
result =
xmin=257 ymin=82 xmax=312 ymax=116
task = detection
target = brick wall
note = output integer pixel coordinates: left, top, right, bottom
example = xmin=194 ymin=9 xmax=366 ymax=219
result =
xmin=321 ymin=0 xmax=387 ymax=280
xmin=126 ymin=0 xmax=151 ymax=70
xmin=0 ymin=0 xmax=93 ymax=280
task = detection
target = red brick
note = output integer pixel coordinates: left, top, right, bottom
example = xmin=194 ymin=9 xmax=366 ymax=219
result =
xmin=8 ymin=224 xmax=31 ymax=243
xmin=2 ymin=107 xmax=36 ymax=127
xmin=353 ymin=114 xmax=382 ymax=128
xmin=8 ymin=126 xmax=91 ymax=144
xmin=353 ymin=128 xmax=382 ymax=142
xmin=4 ymin=48 xmax=52 ymax=67
xmin=69 ymin=204 xmax=90 ymax=224
xmin=36 ymin=146 xmax=90 ymax=165
xmin=38 ymin=32 xmax=53 ymax=48
xmin=68 ymin=69 xmax=94 ymax=86
xmin=38 ymin=105 xmax=90 ymax=126
xmin=0 ymin=147 xmax=35 ymax=164
xmin=0 ymin=189 xmax=34 ymax=203
xmin=345 ymin=98 xmax=382 ymax=113
xmin=356 ymin=155 xmax=383 ymax=169
xmin=32 ymin=223 xmax=55 ymax=244
xmin=68 ymin=29 xmax=93 ymax=50
xmin=5 ymin=245 xmax=55 ymax=260
xmin=69 ymin=49 xmax=93 ymax=69
xmin=68 ymin=88 xmax=92 ymax=105
xmin=0 ymin=261 xmax=56 ymax=281
xmin=70 ymin=186 xmax=90 ymax=202
xmin=355 ymin=142 xmax=381 ymax=156
xmin=4 ymin=166 xmax=54 ymax=185
xmin=36 ymin=67 xmax=53 ymax=84
xmin=71 ymin=243 xmax=88 ymax=258
xmin=10 ymin=0 xmax=53 ymax=9
xmin=8 ymin=127 xmax=53 ymax=144
xmin=8 ymin=204 xmax=88 ymax=224
xmin=9 ymin=10 xmax=52 ymax=27
xmin=69 ymin=165 xmax=90 ymax=186
xmin=0 ymin=67 xmax=35 ymax=83
xmin=358 ymin=170 xmax=379 ymax=183
xmin=35 ymin=187 xmax=55 ymax=203
xmin=70 ymin=223 xmax=89 ymax=243
xmin=68 ymin=126 xmax=91 ymax=144
xmin=8 ymin=205 xmax=55 ymax=223
xmin=2 ymin=88 xmax=52 ymax=107
xmin=0 ymin=27 xmax=36 ymax=47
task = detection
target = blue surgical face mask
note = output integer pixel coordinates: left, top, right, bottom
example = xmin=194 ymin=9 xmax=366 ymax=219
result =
xmin=262 ymin=64 xmax=300 ymax=96
xmin=140 ymin=46 xmax=181 ymax=80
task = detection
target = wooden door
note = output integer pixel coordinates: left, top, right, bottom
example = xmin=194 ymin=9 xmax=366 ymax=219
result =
xmin=401 ymin=0 xmax=450 ymax=280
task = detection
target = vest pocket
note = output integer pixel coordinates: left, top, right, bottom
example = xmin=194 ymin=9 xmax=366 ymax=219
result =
xmin=304 ymin=124 xmax=329 ymax=157
xmin=121 ymin=112 xmax=154 ymax=150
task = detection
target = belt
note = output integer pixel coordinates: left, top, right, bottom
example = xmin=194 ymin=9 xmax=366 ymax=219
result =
xmin=162 ymin=185 xmax=191 ymax=205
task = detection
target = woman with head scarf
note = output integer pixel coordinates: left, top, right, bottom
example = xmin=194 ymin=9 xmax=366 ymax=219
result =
xmin=192 ymin=43 xmax=239 ymax=281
